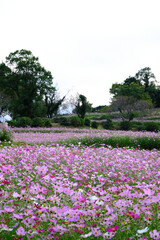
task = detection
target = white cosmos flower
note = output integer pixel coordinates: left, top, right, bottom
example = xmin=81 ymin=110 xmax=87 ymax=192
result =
xmin=137 ymin=227 xmax=149 ymax=234
xmin=78 ymin=189 xmax=84 ymax=193
xmin=81 ymin=232 xmax=92 ymax=238
xmin=90 ymin=196 xmax=98 ymax=201
xmin=96 ymin=200 xmax=104 ymax=205
xmin=0 ymin=227 xmax=13 ymax=232
xmin=12 ymin=192 xmax=21 ymax=198
xmin=73 ymin=183 xmax=78 ymax=186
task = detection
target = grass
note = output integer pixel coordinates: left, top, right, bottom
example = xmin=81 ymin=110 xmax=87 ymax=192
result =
xmin=57 ymin=135 xmax=160 ymax=150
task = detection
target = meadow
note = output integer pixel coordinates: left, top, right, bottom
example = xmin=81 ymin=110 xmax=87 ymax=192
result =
xmin=0 ymin=127 xmax=160 ymax=239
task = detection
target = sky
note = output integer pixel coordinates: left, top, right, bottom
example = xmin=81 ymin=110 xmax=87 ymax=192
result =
xmin=1 ymin=0 xmax=160 ymax=107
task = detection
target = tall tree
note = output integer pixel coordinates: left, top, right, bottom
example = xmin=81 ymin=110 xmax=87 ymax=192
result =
xmin=74 ymin=94 xmax=92 ymax=119
xmin=0 ymin=49 xmax=56 ymax=118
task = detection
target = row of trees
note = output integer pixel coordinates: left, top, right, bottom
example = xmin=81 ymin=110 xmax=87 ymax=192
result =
xmin=0 ymin=49 xmax=160 ymax=122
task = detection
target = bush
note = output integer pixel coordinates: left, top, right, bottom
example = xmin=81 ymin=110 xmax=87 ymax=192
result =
xmin=0 ymin=124 xmax=13 ymax=142
xmin=17 ymin=117 xmax=32 ymax=127
xmin=7 ymin=120 xmax=18 ymax=127
xmin=60 ymin=117 xmax=71 ymax=126
xmin=130 ymin=121 xmax=143 ymax=131
xmin=44 ymin=119 xmax=52 ymax=127
xmin=53 ymin=117 xmax=65 ymax=124
xmin=99 ymin=115 xmax=108 ymax=120
xmin=144 ymin=122 xmax=159 ymax=132
xmin=91 ymin=121 xmax=98 ymax=129
xmin=102 ymin=117 xmax=113 ymax=129
xmin=70 ymin=116 xmax=84 ymax=127
xmin=84 ymin=118 xmax=91 ymax=127
xmin=31 ymin=117 xmax=45 ymax=127
xmin=119 ymin=121 xmax=131 ymax=131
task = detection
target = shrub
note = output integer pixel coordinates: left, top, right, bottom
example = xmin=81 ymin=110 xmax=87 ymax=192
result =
xmin=44 ymin=119 xmax=52 ymax=127
xmin=119 ymin=121 xmax=131 ymax=131
xmin=53 ymin=117 xmax=65 ymax=124
xmin=91 ymin=121 xmax=98 ymax=129
xmin=130 ymin=121 xmax=143 ymax=131
xmin=0 ymin=124 xmax=13 ymax=142
xmin=70 ymin=116 xmax=84 ymax=127
xmin=17 ymin=117 xmax=32 ymax=127
xmin=99 ymin=115 xmax=108 ymax=120
xmin=31 ymin=117 xmax=45 ymax=127
xmin=84 ymin=118 xmax=91 ymax=127
xmin=144 ymin=122 xmax=159 ymax=132
xmin=102 ymin=117 xmax=113 ymax=129
xmin=7 ymin=120 xmax=18 ymax=127
xmin=60 ymin=117 xmax=71 ymax=126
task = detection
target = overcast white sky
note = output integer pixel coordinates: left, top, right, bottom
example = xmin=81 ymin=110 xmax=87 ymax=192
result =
xmin=1 ymin=0 xmax=160 ymax=107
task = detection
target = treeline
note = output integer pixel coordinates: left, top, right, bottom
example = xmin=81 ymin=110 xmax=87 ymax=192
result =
xmin=0 ymin=49 xmax=160 ymax=123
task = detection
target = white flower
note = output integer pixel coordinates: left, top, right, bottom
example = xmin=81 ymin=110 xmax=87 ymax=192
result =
xmin=12 ymin=192 xmax=21 ymax=198
xmin=78 ymin=189 xmax=84 ymax=193
xmin=137 ymin=227 xmax=149 ymax=234
xmin=90 ymin=196 xmax=98 ymax=201
xmin=73 ymin=183 xmax=78 ymax=186
xmin=81 ymin=232 xmax=92 ymax=238
xmin=0 ymin=227 xmax=13 ymax=232
xmin=96 ymin=200 xmax=104 ymax=205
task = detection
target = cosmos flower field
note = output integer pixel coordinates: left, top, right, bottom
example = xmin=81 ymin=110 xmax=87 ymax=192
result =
xmin=0 ymin=128 xmax=160 ymax=239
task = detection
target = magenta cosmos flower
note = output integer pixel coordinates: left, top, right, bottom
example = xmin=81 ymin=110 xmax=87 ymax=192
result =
xmin=106 ymin=225 xmax=119 ymax=232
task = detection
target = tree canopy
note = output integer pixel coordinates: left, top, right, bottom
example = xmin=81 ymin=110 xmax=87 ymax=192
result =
xmin=74 ymin=94 xmax=92 ymax=119
xmin=0 ymin=49 xmax=64 ymax=119
xmin=109 ymin=67 xmax=160 ymax=121
xmin=110 ymin=67 xmax=160 ymax=107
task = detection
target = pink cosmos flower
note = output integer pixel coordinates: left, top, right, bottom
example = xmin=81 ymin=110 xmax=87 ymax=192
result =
xmin=16 ymin=226 xmax=26 ymax=236
xmin=106 ymin=225 xmax=118 ymax=232
xmin=103 ymin=231 xmax=116 ymax=239
xmin=74 ymin=229 xmax=84 ymax=233
xmin=1 ymin=180 xmax=10 ymax=184
xmin=125 ymin=211 xmax=140 ymax=219
xmin=72 ymin=205 xmax=80 ymax=209
xmin=91 ymin=227 xmax=102 ymax=236
xmin=4 ymin=207 xmax=14 ymax=213
xmin=13 ymin=213 xmax=23 ymax=219
xmin=78 ymin=197 xmax=86 ymax=203
xmin=149 ymin=230 xmax=160 ymax=240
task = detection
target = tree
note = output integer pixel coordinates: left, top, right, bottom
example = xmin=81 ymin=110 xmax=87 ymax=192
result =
xmin=74 ymin=94 xmax=92 ymax=119
xmin=109 ymin=67 xmax=159 ymax=106
xmin=124 ymin=76 xmax=140 ymax=85
xmin=0 ymin=49 xmax=56 ymax=119
xmin=45 ymin=90 xmax=65 ymax=118
xmin=110 ymin=96 xmax=151 ymax=121
xmin=135 ymin=67 xmax=156 ymax=90
xmin=0 ymin=91 xmax=10 ymax=116
xmin=110 ymin=82 xmax=152 ymax=102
